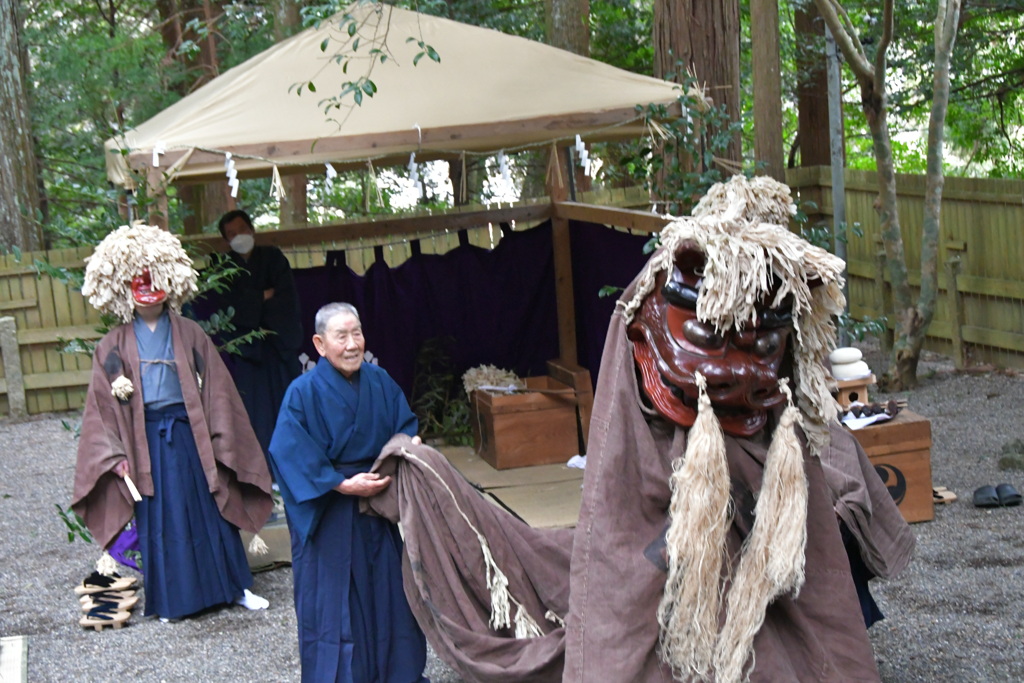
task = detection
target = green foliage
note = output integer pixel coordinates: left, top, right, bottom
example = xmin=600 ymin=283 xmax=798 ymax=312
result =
xmin=590 ymin=0 xmax=654 ymax=74
xmin=606 ymin=74 xmax=745 ymax=216
xmin=410 ymin=337 xmax=474 ymax=446
xmin=55 ymin=504 xmax=93 ymax=544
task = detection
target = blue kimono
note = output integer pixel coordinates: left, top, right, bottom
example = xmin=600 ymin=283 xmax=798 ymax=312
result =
xmin=269 ymin=357 xmax=427 ymax=683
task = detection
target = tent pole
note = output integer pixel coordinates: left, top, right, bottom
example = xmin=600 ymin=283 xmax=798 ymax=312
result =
xmin=547 ymin=145 xmax=578 ymax=366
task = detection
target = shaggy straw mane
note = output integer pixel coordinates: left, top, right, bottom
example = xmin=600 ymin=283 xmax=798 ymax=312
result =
xmin=82 ymin=224 xmax=199 ymax=324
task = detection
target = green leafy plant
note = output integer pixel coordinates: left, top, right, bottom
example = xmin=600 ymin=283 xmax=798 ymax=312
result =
xmin=55 ymin=504 xmax=93 ymax=544
xmin=410 ymin=337 xmax=473 ymax=446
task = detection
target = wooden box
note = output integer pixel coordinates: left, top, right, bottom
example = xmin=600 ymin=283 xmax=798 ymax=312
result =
xmin=471 ymin=376 xmax=579 ymax=470
xmin=849 ymin=409 xmax=934 ymax=523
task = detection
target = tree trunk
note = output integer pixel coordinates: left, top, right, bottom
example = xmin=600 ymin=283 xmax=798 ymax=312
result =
xmin=0 ymin=0 xmax=43 ymax=252
xmin=545 ymin=0 xmax=589 ymax=55
xmin=274 ymin=0 xmax=308 ymax=228
xmin=815 ymin=0 xmax=961 ymax=390
xmin=795 ymin=3 xmax=831 ymax=168
xmin=154 ymin=0 xmax=229 ymax=230
xmin=546 ymin=0 xmax=592 ymax=193
xmin=751 ymin=0 xmax=784 ymax=181
xmin=896 ymin=0 xmax=963 ymax=384
xmin=653 ymin=0 xmax=741 ymax=164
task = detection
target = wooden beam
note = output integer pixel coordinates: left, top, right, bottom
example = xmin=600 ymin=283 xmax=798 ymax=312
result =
xmin=180 ymin=203 xmax=553 ymax=253
xmin=0 ymin=298 xmax=37 ymax=312
xmin=22 ymin=369 xmax=92 ymax=391
xmin=16 ymin=324 xmax=103 ymax=346
xmin=553 ymin=201 xmax=670 ymax=234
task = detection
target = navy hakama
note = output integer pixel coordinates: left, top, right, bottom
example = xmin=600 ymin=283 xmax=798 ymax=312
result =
xmin=136 ymin=404 xmax=253 ymax=619
xmin=271 ymin=358 xmax=427 ymax=683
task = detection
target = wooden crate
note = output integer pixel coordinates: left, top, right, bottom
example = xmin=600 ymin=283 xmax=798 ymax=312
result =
xmin=470 ymin=376 xmax=579 ymax=470
xmin=849 ymin=409 xmax=934 ymax=523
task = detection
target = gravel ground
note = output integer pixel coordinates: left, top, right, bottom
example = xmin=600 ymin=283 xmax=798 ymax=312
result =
xmin=2 ymin=346 xmax=1023 ymax=682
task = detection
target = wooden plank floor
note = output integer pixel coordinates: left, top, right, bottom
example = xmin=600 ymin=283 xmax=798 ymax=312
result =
xmin=441 ymin=446 xmax=583 ymax=529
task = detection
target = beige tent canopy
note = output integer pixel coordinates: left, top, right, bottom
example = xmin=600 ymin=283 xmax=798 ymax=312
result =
xmin=104 ymin=3 xmax=684 ymax=424
xmin=104 ymin=3 xmax=685 ymax=189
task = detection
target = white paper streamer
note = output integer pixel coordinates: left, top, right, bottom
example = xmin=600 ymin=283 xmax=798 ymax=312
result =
xmin=123 ymin=473 xmax=143 ymax=502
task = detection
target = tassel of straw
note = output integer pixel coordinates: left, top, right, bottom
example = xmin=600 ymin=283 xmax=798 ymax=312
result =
xmin=713 ymin=379 xmax=808 ymax=683
xmin=96 ymin=550 xmax=120 ymax=577
xmin=514 ymin=605 xmax=545 ymax=639
xmin=248 ymin=533 xmax=269 ymax=556
xmin=658 ymin=371 xmax=731 ymax=681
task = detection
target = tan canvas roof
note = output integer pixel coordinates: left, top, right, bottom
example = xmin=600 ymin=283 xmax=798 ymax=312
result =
xmin=104 ymin=3 xmax=683 ymax=188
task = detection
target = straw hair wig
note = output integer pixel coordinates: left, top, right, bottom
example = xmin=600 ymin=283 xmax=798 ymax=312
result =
xmin=620 ymin=174 xmax=846 ymax=455
xmin=82 ymin=224 xmax=199 ymax=324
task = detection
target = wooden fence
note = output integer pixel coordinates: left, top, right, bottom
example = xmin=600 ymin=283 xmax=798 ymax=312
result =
xmin=788 ymin=167 xmax=1024 ymax=372
xmin=2 ymin=174 xmax=1022 ymax=417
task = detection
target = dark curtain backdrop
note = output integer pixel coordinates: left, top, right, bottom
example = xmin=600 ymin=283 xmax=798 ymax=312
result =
xmin=204 ymin=220 xmax=650 ymax=397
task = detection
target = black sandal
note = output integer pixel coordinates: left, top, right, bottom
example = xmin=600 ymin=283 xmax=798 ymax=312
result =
xmin=73 ymin=571 xmax=137 ymax=595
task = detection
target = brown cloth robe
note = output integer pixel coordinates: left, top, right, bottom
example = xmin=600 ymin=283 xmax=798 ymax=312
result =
xmin=367 ymin=311 xmax=914 ymax=682
xmin=72 ymin=312 xmax=273 ymax=548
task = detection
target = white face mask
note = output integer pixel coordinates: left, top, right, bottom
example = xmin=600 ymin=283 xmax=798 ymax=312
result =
xmin=229 ymin=233 xmax=255 ymax=255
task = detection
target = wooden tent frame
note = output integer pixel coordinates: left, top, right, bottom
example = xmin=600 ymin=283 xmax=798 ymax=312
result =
xmin=172 ymin=151 xmax=672 ymax=446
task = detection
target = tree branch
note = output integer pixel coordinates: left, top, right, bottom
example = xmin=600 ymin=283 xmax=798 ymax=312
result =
xmin=871 ymin=0 xmax=894 ymax=96
xmin=813 ymin=0 xmax=873 ymax=82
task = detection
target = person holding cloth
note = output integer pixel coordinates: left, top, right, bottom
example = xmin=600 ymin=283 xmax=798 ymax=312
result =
xmin=73 ymin=224 xmax=274 ymax=621
xmin=269 ymin=302 xmax=427 ymax=682
xmin=216 ymin=209 xmax=303 ymax=457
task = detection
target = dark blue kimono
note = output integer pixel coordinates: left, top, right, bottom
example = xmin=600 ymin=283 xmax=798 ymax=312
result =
xmin=269 ymin=357 xmax=427 ymax=683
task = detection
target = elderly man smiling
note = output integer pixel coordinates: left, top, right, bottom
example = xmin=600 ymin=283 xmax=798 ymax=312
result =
xmin=268 ymin=302 xmax=427 ymax=683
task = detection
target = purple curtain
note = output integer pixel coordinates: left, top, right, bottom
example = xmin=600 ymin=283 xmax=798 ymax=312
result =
xmin=286 ymin=220 xmax=650 ymax=395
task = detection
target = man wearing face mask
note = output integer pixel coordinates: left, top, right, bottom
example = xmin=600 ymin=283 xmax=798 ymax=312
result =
xmin=214 ymin=209 xmax=304 ymax=459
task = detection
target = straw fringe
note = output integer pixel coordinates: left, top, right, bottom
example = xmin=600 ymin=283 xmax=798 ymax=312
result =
xmin=248 ymin=533 xmax=269 ymax=556
xmin=95 ymin=550 xmax=120 ymax=577
xmin=712 ymin=380 xmax=808 ymax=683
xmin=657 ymin=372 xmax=731 ymax=680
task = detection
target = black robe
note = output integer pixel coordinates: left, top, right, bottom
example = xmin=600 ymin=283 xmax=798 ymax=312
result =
xmin=215 ymin=245 xmax=303 ymax=455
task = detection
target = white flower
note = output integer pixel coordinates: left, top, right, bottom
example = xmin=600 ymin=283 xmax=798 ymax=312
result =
xmin=111 ymin=375 xmax=134 ymax=401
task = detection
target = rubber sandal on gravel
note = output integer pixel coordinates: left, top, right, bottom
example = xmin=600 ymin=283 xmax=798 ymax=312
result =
xmin=932 ymin=486 xmax=957 ymax=504
xmin=73 ymin=571 xmax=137 ymax=596
xmin=973 ymin=485 xmax=1001 ymax=508
xmin=996 ymin=483 xmax=1022 ymax=507
xmin=79 ymin=603 xmax=131 ymax=631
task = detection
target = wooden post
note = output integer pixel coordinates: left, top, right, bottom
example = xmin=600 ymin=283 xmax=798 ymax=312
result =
xmin=945 ymin=255 xmax=966 ymax=369
xmin=546 ymin=146 xmax=578 ymax=365
xmin=0 ymin=316 xmax=26 ymax=417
